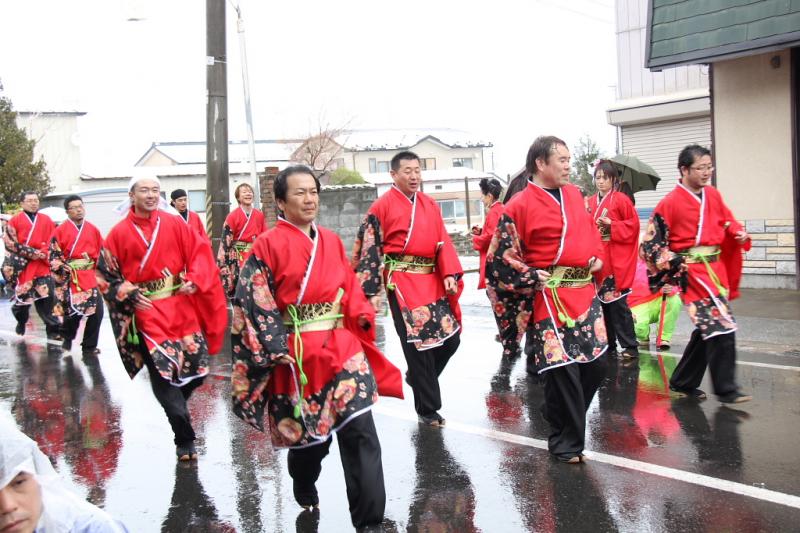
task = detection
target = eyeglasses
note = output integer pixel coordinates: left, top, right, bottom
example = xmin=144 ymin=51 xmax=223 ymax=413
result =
xmin=690 ymin=165 xmax=714 ymax=172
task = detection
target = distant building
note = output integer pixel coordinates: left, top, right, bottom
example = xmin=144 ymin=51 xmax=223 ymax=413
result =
xmin=16 ymin=110 xmax=85 ymax=191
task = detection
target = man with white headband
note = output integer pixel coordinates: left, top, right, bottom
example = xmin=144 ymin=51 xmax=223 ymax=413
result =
xmin=96 ymin=176 xmax=227 ymax=461
xmin=0 ymin=418 xmax=128 ymax=532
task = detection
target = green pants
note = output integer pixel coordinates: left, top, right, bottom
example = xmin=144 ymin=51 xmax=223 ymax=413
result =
xmin=630 ymin=295 xmax=682 ymax=343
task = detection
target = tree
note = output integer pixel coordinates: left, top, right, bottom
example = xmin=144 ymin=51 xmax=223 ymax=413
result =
xmin=291 ymin=114 xmax=351 ymax=175
xmin=569 ymin=134 xmax=603 ymax=196
xmin=0 ymin=82 xmax=51 ymax=210
xmin=330 ymin=167 xmax=366 ymax=185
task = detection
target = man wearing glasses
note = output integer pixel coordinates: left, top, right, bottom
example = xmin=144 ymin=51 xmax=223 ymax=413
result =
xmin=641 ymin=144 xmax=752 ymax=404
xmin=50 ymin=195 xmax=104 ymax=356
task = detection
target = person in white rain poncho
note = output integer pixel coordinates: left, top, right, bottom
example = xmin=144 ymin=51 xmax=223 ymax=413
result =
xmin=0 ymin=419 xmax=128 ymax=533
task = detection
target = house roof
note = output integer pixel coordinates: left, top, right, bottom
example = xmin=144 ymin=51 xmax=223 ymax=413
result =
xmin=135 ymin=140 xmax=303 ymax=167
xmin=362 ymin=167 xmax=494 ymax=185
xmin=337 ymin=128 xmax=492 ymax=152
xmin=646 ymin=0 xmax=800 ymax=70
xmin=16 ymin=110 xmax=87 ymax=116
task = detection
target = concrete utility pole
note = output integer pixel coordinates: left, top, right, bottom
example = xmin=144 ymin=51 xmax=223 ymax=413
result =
xmin=206 ymin=0 xmax=230 ymax=247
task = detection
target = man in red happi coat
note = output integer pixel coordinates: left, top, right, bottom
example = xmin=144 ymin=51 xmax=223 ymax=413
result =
xmin=170 ymin=189 xmax=207 ymax=240
xmin=49 ymin=195 xmax=104 ymax=356
xmin=2 ymin=191 xmax=61 ymax=338
xmin=353 ymin=151 xmax=463 ymax=427
xmin=642 ymin=144 xmax=752 ymax=404
xmin=231 ymin=166 xmax=402 ymax=528
xmin=487 ymin=136 xmax=607 ymax=463
xmin=217 ymin=182 xmax=267 ymax=298
xmin=588 ymin=160 xmax=640 ymax=359
xmin=97 ymin=176 xmax=228 ymax=460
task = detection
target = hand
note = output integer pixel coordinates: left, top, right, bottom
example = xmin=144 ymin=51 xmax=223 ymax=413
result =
xmin=177 ymin=280 xmax=197 ymax=295
xmin=33 ymin=251 xmax=46 ymax=260
xmin=369 ymin=295 xmax=382 ymax=314
xmin=443 ymin=276 xmax=458 ymax=295
xmin=589 ymin=257 xmax=603 ymax=273
xmin=662 ymin=284 xmax=673 ymax=294
xmin=735 ymin=230 xmax=749 ymax=244
xmin=596 ymin=216 xmax=611 ymax=228
xmin=119 ymin=281 xmax=154 ymax=310
xmin=535 ymin=269 xmax=551 ymax=283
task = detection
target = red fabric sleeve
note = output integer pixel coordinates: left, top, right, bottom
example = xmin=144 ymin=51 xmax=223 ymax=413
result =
xmin=610 ymin=195 xmax=640 ymax=244
xmin=471 ymin=204 xmax=501 ymax=252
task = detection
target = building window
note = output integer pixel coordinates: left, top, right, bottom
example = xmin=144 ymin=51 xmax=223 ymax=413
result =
xmin=437 ymin=199 xmax=483 ymax=221
xmin=434 ymin=185 xmax=443 ymax=190
xmin=188 ymin=190 xmax=206 ymax=213
xmin=453 ymin=157 xmax=473 ymax=168
xmin=369 ymin=158 xmax=377 ymax=173
xmin=420 ymin=158 xmax=436 ymax=170
xmin=377 ymin=161 xmax=390 ymax=172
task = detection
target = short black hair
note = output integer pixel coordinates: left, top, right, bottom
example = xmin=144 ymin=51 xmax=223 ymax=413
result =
xmin=479 ymin=178 xmax=503 ymax=200
xmin=593 ymin=160 xmax=619 ymax=183
xmin=503 ymin=174 xmax=529 ymax=204
xmin=390 ymin=151 xmax=420 ymax=172
xmin=274 ymin=165 xmax=320 ymax=202
xmin=20 ymin=191 xmax=38 ymax=202
xmin=678 ymin=144 xmax=711 ymax=172
xmin=525 ymin=136 xmax=567 ymax=176
xmin=63 ymin=195 xmax=83 ymax=210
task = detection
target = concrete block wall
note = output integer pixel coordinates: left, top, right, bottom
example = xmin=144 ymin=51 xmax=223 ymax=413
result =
xmin=317 ymin=184 xmax=377 ymax=248
xmin=742 ymin=218 xmax=798 ymax=289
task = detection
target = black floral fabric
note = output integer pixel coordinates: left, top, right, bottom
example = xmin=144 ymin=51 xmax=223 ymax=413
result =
xmin=216 ymin=223 xmax=239 ymax=298
xmin=527 ymin=299 xmax=607 ymax=368
xmin=352 ymin=213 xmax=383 ymax=297
xmin=485 ymin=286 xmax=530 ymax=358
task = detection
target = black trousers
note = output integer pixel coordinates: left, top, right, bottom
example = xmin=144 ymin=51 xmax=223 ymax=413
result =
xmin=287 ymin=411 xmax=385 ymax=529
xmin=63 ymin=300 xmax=104 ymax=351
xmin=669 ymin=329 xmax=738 ymax=397
xmin=542 ymin=356 xmax=607 ymax=457
xmin=601 ymin=295 xmax=638 ymax=352
xmin=12 ymin=297 xmax=61 ymax=336
xmin=388 ymin=292 xmax=459 ymax=416
xmin=144 ymin=355 xmax=205 ymax=446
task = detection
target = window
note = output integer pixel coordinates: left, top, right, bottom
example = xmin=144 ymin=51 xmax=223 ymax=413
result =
xmin=434 ymin=185 xmax=443 ymax=190
xmin=369 ymin=158 xmax=377 ymax=173
xmin=420 ymin=158 xmax=436 ymax=170
xmin=453 ymin=157 xmax=473 ymax=168
xmin=437 ymin=199 xmax=482 ymax=221
xmin=188 ymin=190 xmax=206 ymax=213
xmin=377 ymin=161 xmax=390 ymax=172
xmin=438 ymin=200 xmax=455 ymax=219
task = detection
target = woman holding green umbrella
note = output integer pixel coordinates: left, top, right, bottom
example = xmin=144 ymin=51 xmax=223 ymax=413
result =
xmin=588 ymin=160 xmax=640 ymax=358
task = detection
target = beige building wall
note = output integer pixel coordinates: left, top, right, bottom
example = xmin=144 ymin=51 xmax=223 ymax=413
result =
xmin=713 ymin=50 xmax=796 ymax=288
xmin=16 ymin=113 xmax=83 ymax=192
xmin=350 ymin=139 xmax=485 ymax=175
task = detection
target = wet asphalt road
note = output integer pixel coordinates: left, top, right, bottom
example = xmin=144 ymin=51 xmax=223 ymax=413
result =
xmin=1 ymin=272 xmax=799 ymax=532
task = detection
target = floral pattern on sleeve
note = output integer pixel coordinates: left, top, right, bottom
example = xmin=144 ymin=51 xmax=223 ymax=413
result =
xmin=485 ymin=214 xmax=540 ymax=294
xmin=351 ymin=213 xmax=383 ymax=297
xmin=641 ymin=213 xmax=687 ymax=294
xmin=216 ymin=223 xmax=237 ymax=298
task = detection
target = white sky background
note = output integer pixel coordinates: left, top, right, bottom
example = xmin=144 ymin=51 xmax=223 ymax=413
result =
xmin=0 ymin=0 xmax=619 ymax=178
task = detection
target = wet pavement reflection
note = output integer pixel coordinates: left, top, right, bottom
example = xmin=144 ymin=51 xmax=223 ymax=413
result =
xmin=1 ymin=300 xmax=799 ymax=531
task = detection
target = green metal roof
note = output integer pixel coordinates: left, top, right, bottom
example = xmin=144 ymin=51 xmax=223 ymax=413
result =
xmin=646 ymin=0 xmax=800 ymax=70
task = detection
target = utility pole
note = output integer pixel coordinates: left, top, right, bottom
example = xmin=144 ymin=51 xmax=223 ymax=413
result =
xmin=206 ymin=0 xmax=230 ymax=247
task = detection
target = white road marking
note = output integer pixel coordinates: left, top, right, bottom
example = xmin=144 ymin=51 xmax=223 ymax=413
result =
xmin=373 ymin=405 xmax=800 ymax=510
xmin=640 ymin=349 xmax=800 ymax=372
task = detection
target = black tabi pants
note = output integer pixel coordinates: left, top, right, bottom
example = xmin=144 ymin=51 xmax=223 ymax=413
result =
xmin=542 ymin=356 xmax=607 ymax=457
xmin=388 ymin=292 xmax=460 ymax=417
xmin=12 ymin=297 xmax=61 ymax=337
xmin=601 ymin=295 xmax=638 ymax=352
xmin=491 ymin=292 xmax=522 ymax=359
xmin=287 ymin=411 xmax=385 ymax=528
xmin=63 ymin=300 xmax=104 ymax=352
xmin=669 ymin=329 xmax=738 ymax=398
xmin=144 ymin=355 xmax=205 ymax=446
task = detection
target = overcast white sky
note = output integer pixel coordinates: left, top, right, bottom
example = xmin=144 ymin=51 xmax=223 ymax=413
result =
xmin=0 ymin=0 xmax=619 ymax=177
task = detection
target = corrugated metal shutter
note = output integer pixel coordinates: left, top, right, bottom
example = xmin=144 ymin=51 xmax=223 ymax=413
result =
xmin=621 ymin=116 xmax=711 ymax=211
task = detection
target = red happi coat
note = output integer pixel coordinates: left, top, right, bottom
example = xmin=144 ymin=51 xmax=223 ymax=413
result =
xmin=4 ymin=211 xmax=55 ymax=302
xmin=50 ymin=220 xmax=103 ymax=316
xmin=180 ymin=210 xmax=208 ymax=240
xmin=231 ymin=220 xmax=402 ymax=447
xmin=472 ymin=201 xmax=504 ymax=290
xmin=218 ymin=206 xmax=267 ymax=297
xmin=506 ymin=182 xmax=603 ymax=328
xmin=650 ymin=184 xmax=749 ymax=303
xmin=588 ymin=190 xmax=640 ymax=302
xmin=100 ymin=209 xmax=227 ymax=383
xmin=226 ymin=206 xmax=266 ymax=246
xmin=355 ymin=186 xmax=463 ymax=351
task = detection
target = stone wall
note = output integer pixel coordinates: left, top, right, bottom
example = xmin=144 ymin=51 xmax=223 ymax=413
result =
xmin=742 ymin=218 xmax=798 ymax=289
xmin=450 ymin=232 xmax=478 ymax=256
xmin=317 ymin=184 xmax=377 ymax=246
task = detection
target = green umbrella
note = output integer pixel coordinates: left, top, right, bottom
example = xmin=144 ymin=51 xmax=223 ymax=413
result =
xmin=609 ymin=154 xmax=661 ymax=193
